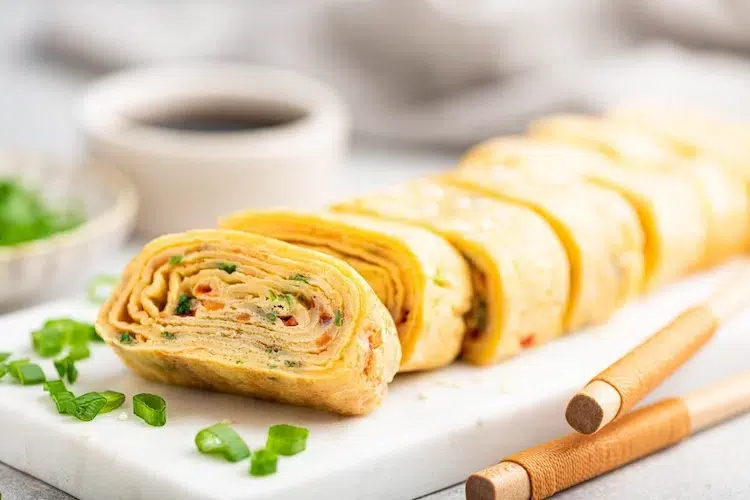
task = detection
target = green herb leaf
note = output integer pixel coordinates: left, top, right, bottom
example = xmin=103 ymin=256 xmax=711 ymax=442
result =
xmin=99 ymin=391 xmax=126 ymax=413
xmin=31 ymin=329 xmax=65 ymax=357
xmin=52 ymin=391 xmax=77 ymax=414
xmin=249 ymin=449 xmax=278 ymax=477
xmin=87 ymin=274 xmax=119 ymax=305
xmin=11 ymin=363 xmax=46 ymax=385
xmin=217 ymin=262 xmax=237 ymax=274
xmin=169 ymin=255 xmax=184 ymax=265
xmin=266 ymin=424 xmax=309 ymax=456
xmin=284 ymin=360 xmax=301 ymax=368
xmin=0 ymin=352 xmax=10 ymax=362
xmin=133 ymin=393 xmax=167 ymax=427
xmin=334 ymin=310 xmax=343 ymax=327
xmin=43 ymin=380 xmax=67 ymax=395
xmin=161 ymin=331 xmax=176 ymax=341
xmin=195 ymin=423 xmax=251 ymax=462
xmin=288 ymin=274 xmax=310 ymax=284
xmin=267 ymin=289 xmax=278 ymax=301
xmin=0 ymin=364 xmax=7 ymax=379
xmin=0 ymin=179 xmax=84 ymax=247
xmin=119 ymin=332 xmax=134 ymax=345
xmin=265 ymin=312 xmax=277 ymax=323
xmin=175 ymin=294 xmax=194 ymax=315
xmin=73 ymin=392 xmax=107 ymax=422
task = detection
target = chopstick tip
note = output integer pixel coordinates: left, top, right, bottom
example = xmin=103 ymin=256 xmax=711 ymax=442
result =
xmin=466 ymin=462 xmax=530 ymax=500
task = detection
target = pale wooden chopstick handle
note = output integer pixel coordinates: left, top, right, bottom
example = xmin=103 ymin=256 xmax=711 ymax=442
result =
xmin=467 ymin=371 xmax=750 ymax=500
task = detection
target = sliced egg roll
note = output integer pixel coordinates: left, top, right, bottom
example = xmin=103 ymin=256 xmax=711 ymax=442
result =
xmin=331 ymin=180 xmax=570 ymax=365
xmin=96 ymin=229 xmax=401 ymax=416
xmin=442 ymin=167 xmax=645 ymax=330
xmin=459 ymin=137 xmax=708 ymax=289
xmin=530 ymin=114 xmax=748 ymax=265
xmin=218 ymin=210 xmax=472 ymax=372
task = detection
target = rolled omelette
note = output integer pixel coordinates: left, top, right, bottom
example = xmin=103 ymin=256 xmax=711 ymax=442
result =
xmin=218 ymin=210 xmax=472 ymax=372
xmin=96 ymin=229 xmax=401 ymax=416
xmin=442 ymin=166 xmax=645 ymax=330
xmin=459 ymin=136 xmax=708 ymax=289
xmin=331 ymin=179 xmax=570 ymax=365
xmin=529 ymin=114 xmax=748 ymax=266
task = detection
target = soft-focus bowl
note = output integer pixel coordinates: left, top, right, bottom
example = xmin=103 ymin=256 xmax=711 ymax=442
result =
xmin=78 ymin=63 xmax=350 ymax=237
xmin=0 ymin=153 xmax=138 ymax=310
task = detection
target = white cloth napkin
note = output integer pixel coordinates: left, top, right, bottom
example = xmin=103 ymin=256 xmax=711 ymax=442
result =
xmin=37 ymin=0 xmax=750 ymax=147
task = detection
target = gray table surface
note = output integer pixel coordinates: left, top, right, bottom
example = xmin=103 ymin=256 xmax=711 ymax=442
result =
xmin=2 ymin=2 xmax=749 ymax=499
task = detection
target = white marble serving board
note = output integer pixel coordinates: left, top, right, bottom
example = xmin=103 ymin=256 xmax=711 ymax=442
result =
xmin=1 ymin=263 xmax=749 ymax=500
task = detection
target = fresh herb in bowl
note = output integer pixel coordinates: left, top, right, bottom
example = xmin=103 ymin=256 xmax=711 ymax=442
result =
xmin=0 ymin=179 xmax=84 ymax=247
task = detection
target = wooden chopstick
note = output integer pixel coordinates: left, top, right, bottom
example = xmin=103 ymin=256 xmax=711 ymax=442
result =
xmin=565 ymin=262 xmax=750 ymax=435
xmin=466 ymin=370 xmax=750 ymax=500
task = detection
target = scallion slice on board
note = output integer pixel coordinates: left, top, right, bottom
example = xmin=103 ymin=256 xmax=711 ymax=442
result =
xmin=266 ymin=424 xmax=309 ymax=456
xmin=54 ymin=357 xmax=78 ymax=384
xmin=11 ymin=363 xmax=46 ymax=385
xmin=249 ymin=449 xmax=278 ymax=477
xmin=99 ymin=391 xmax=126 ymax=413
xmin=73 ymin=393 xmax=107 ymax=422
xmin=133 ymin=393 xmax=166 ymax=427
xmin=195 ymin=423 xmax=251 ymax=462
xmin=0 ymin=352 xmax=10 ymax=362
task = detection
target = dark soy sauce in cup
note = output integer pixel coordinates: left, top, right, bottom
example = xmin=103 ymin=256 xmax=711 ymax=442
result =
xmin=133 ymin=101 xmax=306 ymax=133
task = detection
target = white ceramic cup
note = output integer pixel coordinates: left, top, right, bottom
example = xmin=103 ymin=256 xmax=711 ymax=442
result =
xmin=78 ymin=63 xmax=350 ymax=237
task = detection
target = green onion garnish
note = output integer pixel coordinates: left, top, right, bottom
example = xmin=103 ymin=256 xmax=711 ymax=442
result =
xmin=119 ymin=332 xmax=134 ymax=345
xmin=10 ymin=362 xmax=46 ymax=385
xmin=31 ymin=329 xmax=65 ymax=357
xmin=334 ymin=310 xmax=343 ymax=327
xmin=54 ymin=357 xmax=78 ymax=384
xmin=266 ymin=424 xmax=309 ymax=456
xmin=133 ymin=393 xmax=166 ymax=427
xmin=169 ymin=255 xmax=184 ymax=265
xmin=99 ymin=391 xmax=126 ymax=413
xmin=175 ymin=295 xmax=194 ymax=316
xmin=266 ymin=312 xmax=277 ymax=322
xmin=288 ymin=274 xmax=310 ymax=284
xmin=73 ymin=392 xmax=107 ymax=422
xmin=195 ymin=423 xmax=251 ymax=462
xmin=0 ymin=364 xmax=7 ymax=379
xmin=161 ymin=331 xmax=176 ymax=341
xmin=249 ymin=449 xmax=278 ymax=477
xmin=217 ymin=262 xmax=237 ymax=274
xmin=432 ymin=268 xmax=449 ymax=287
xmin=0 ymin=352 xmax=10 ymax=362
xmin=43 ymin=379 xmax=76 ymax=414
xmin=68 ymin=344 xmax=90 ymax=361
xmin=87 ymin=274 xmax=119 ymax=305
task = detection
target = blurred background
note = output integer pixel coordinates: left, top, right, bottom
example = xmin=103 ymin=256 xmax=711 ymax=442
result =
xmin=3 ymin=0 xmax=750 ymax=308
xmin=4 ymin=0 xmax=750 ymax=155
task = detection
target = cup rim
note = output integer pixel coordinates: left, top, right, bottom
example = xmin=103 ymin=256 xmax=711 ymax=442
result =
xmin=77 ymin=63 xmax=349 ymax=161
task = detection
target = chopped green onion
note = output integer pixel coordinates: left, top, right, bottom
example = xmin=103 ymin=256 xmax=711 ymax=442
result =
xmin=73 ymin=392 xmax=107 ymax=422
xmin=0 ymin=364 xmax=7 ymax=379
xmin=54 ymin=357 xmax=78 ymax=384
xmin=334 ymin=310 xmax=343 ymax=327
xmin=133 ymin=393 xmax=166 ymax=427
xmin=68 ymin=344 xmax=90 ymax=361
xmin=217 ymin=262 xmax=237 ymax=274
xmin=0 ymin=352 xmax=10 ymax=362
xmin=169 ymin=255 xmax=184 ymax=265
xmin=288 ymin=274 xmax=310 ymax=284
xmin=195 ymin=423 xmax=251 ymax=462
xmin=99 ymin=391 xmax=126 ymax=413
xmin=119 ymin=332 xmax=134 ymax=345
xmin=87 ymin=274 xmax=119 ymax=305
xmin=161 ymin=331 xmax=176 ymax=341
xmin=43 ymin=380 xmax=67 ymax=395
xmin=249 ymin=449 xmax=278 ymax=477
xmin=44 ymin=380 xmax=76 ymax=414
xmin=175 ymin=295 xmax=194 ymax=316
xmin=432 ymin=269 xmax=449 ymax=287
xmin=284 ymin=360 xmax=301 ymax=368
xmin=266 ymin=312 xmax=277 ymax=322
xmin=31 ymin=329 xmax=65 ymax=357
xmin=10 ymin=363 xmax=46 ymax=385
xmin=267 ymin=289 xmax=278 ymax=301
xmin=266 ymin=424 xmax=309 ymax=456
